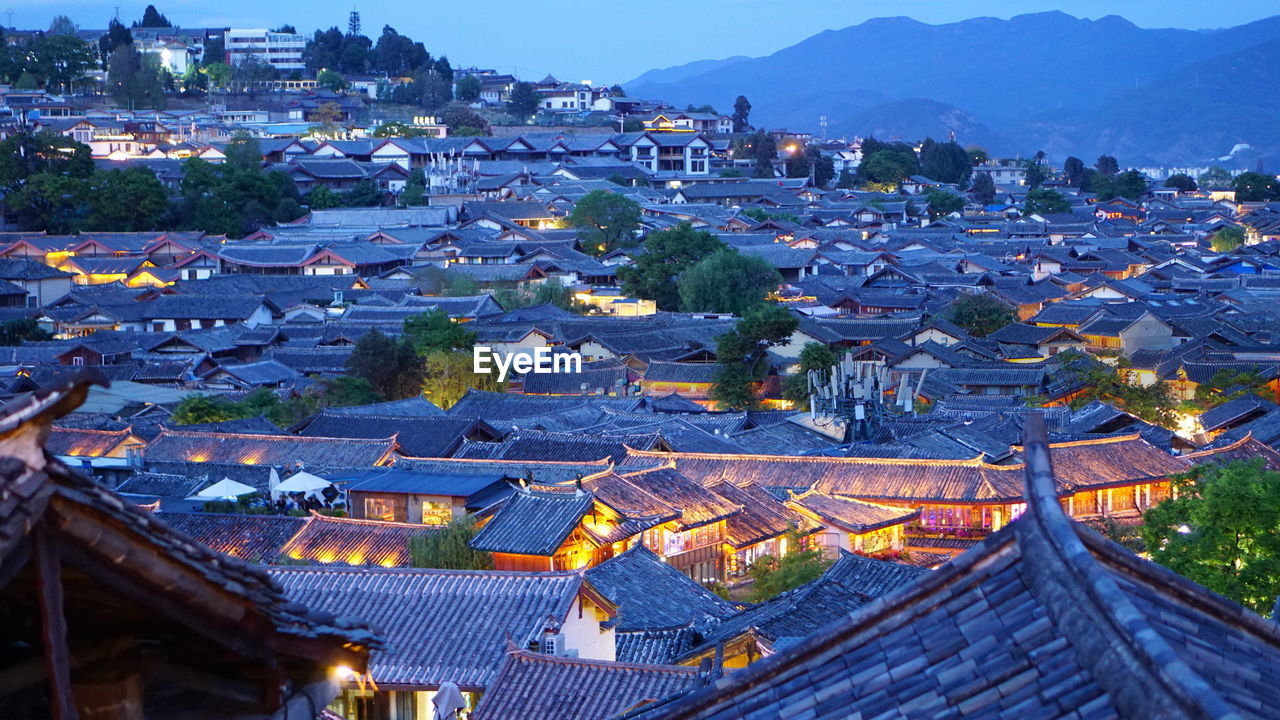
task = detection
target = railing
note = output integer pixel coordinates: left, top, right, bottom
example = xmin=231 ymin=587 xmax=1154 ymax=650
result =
xmin=905 ymin=521 xmax=993 ymax=540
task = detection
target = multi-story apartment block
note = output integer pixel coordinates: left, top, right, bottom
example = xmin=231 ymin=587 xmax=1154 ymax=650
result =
xmin=225 ymin=28 xmax=306 ymax=71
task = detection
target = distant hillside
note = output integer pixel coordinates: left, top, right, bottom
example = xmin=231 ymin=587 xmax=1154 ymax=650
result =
xmin=623 ymin=56 xmax=750 ymax=90
xmin=625 ymin=11 xmax=1280 ymax=165
xmin=829 ymin=98 xmax=1004 ymax=150
xmin=1025 ymin=38 xmax=1280 ymax=168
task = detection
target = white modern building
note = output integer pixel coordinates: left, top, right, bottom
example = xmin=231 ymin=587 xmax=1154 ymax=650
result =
xmin=225 ymin=29 xmax=306 ymax=71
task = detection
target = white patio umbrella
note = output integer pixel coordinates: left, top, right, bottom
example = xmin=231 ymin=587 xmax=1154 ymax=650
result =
xmin=190 ymin=478 xmax=257 ymax=501
xmin=273 ymin=471 xmax=332 ymax=500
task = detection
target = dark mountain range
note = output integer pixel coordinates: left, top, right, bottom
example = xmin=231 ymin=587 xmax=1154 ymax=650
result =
xmin=625 ymin=56 xmax=750 ymax=89
xmin=624 ymin=11 xmax=1280 ymax=166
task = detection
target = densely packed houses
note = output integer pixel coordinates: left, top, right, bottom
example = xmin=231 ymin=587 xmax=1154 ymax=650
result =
xmin=4 ymin=83 xmax=1280 ymax=720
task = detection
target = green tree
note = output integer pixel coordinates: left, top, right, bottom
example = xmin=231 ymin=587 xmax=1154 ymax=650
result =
xmin=618 ymin=222 xmax=726 ymax=311
xmin=307 ymin=185 xmax=344 ymax=210
xmin=438 ymin=102 xmax=490 ymax=135
xmin=732 ymin=95 xmax=751 ymax=133
xmin=97 ymin=18 xmax=133 ymax=62
xmin=7 ymin=173 xmax=91 ymax=233
xmin=709 ymin=304 xmax=798 ymax=411
xmin=174 ymin=135 xmax=298 ymax=236
xmin=399 ymin=169 xmax=427 ymax=206
xmin=203 ymin=61 xmax=231 ymax=88
xmin=568 ymin=190 xmax=641 ymax=256
xmin=455 ymin=74 xmax=481 ymax=102
xmin=421 ymin=350 xmax=503 ymax=410
xmin=1094 ymin=169 xmax=1147 ymax=201
xmin=749 ymin=130 xmax=777 ymax=179
xmin=747 ymin=530 xmax=832 ymax=602
xmin=918 ymin=138 xmax=971 ymax=185
xmin=1063 ymin=156 xmax=1087 ymax=187
xmin=1165 ymin=173 xmax=1197 ymax=192
xmin=274 ymin=197 xmax=305 ymax=224
xmin=138 ymin=4 xmax=172 ymax=27
xmin=1198 ymin=166 xmax=1233 ymax=190
xmin=836 ymin=169 xmax=856 ymax=189
xmin=31 ymin=34 xmax=96 ymax=91
xmin=923 ymin=187 xmax=964 ymax=219
xmin=1141 ymin=459 xmax=1280 ymax=615
xmin=372 ymin=122 xmax=428 ymax=139
xmin=1231 ymin=172 xmax=1280 ymax=202
xmin=491 ymin=279 xmax=581 ymax=313
xmin=858 ymin=147 xmax=917 ymax=186
xmin=343 ymin=179 xmax=382 ymax=207
xmin=1210 ymin=226 xmax=1245 ymax=253
xmin=445 ymin=274 xmax=480 ymax=297
xmin=107 ymin=44 xmax=168 ymax=110
xmin=315 ymin=68 xmax=346 ymax=92
xmin=346 ymin=330 xmax=424 ymax=400
xmin=1054 ymin=351 xmax=1177 ymax=428
xmin=170 ymin=394 xmax=245 ymax=424
xmin=371 ymin=25 xmax=428 ymax=76
xmin=48 ymin=15 xmax=78 ymax=36
xmin=1095 ymin=155 xmax=1120 ymax=176
xmin=809 ymin=147 xmax=835 ymax=187
xmin=782 ymin=342 xmax=840 ymax=403
xmin=0 ymin=131 xmax=93 ymax=189
xmin=410 ymin=517 xmax=493 ymax=569
xmin=316 ymin=376 xmax=382 ymax=407
xmin=970 ymin=173 xmax=996 ymax=206
xmin=1023 ymin=158 xmax=1047 ymax=189
xmin=1023 ymin=187 xmax=1070 ymax=215
xmin=506 ymin=81 xmax=539 ymax=119
xmin=945 ymin=294 xmax=1013 ymax=337
xmin=403 ymin=309 xmax=476 ymax=355
xmin=88 ymin=167 xmax=168 ymax=230
xmin=678 ymin=250 xmax=781 ymax=315
xmin=0 ymin=319 xmax=52 ymax=345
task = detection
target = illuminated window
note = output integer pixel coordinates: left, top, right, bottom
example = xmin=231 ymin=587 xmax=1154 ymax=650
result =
xmin=421 ymin=501 xmax=453 ymax=526
xmin=364 ymin=498 xmax=395 ymax=522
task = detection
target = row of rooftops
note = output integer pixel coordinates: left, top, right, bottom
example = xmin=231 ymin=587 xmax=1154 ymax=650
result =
xmin=10 ymin=374 xmax=1280 ymax=720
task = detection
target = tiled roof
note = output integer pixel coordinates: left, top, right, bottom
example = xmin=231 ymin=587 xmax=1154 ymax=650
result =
xmin=394 ymin=456 xmax=611 ymax=484
xmin=0 ymin=373 xmax=377 ymax=698
xmin=46 ymin=426 xmax=138 ymax=456
xmin=617 ymin=626 xmax=699 ymax=665
xmin=270 ymin=566 xmax=586 ymax=689
xmin=786 ymin=490 xmax=920 ymax=533
xmin=585 ymin=546 xmax=736 ymax=632
xmin=472 ymin=649 xmax=699 ymax=720
xmin=706 ymin=480 xmax=820 ymax=549
xmin=143 ymin=429 xmax=397 ymax=467
xmin=321 ymin=396 xmax=445 ymax=417
xmin=447 ymin=388 xmax=644 ymax=420
xmin=635 ymin=416 xmax=1280 ymax=720
xmin=470 ymin=488 xmax=594 ymax=555
xmin=642 ymin=361 xmax=719 ymax=384
xmin=455 ymin=429 xmax=657 ymax=463
xmin=116 ymin=471 xmax=209 ymax=498
xmin=684 ymin=553 xmax=926 ymax=662
xmin=299 ymin=411 xmax=494 ymax=458
xmin=621 ymin=434 xmax=1187 ymax=504
xmin=619 ymin=466 xmax=742 ymax=531
xmin=279 ymin=513 xmax=439 ymax=567
xmin=1182 ymin=432 xmax=1280 ymax=471
xmin=157 ymin=511 xmax=306 ymax=563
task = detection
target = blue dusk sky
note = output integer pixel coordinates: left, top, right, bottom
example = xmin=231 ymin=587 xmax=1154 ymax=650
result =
xmin=11 ymin=1 xmax=1280 ymax=83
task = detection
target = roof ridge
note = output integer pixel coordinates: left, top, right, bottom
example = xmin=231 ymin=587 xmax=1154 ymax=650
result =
xmin=1015 ymin=413 xmax=1238 ymax=719
xmin=504 ymin=646 xmax=700 ymax=673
